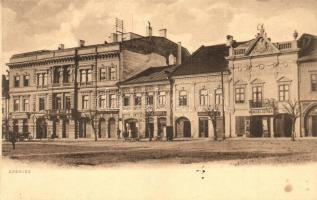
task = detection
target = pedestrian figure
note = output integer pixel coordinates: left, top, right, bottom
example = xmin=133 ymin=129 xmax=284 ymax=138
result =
xmin=11 ymin=131 xmax=16 ymax=150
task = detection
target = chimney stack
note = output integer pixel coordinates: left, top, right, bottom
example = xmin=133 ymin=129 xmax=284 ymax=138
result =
xmin=58 ymin=44 xmax=65 ymax=50
xmin=79 ymin=40 xmax=85 ymax=47
xmin=176 ymin=42 xmax=182 ymax=65
xmin=226 ymin=35 xmax=233 ymax=47
xmin=159 ymin=29 xmax=167 ymax=38
xmin=111 ymin=33 xmax=118 ymax=43
xmin=146 ymin=21 xmax=152 ymax=37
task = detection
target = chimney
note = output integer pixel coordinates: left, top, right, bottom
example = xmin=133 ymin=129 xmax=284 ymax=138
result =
xmin=111 ymin=33 xmax=118 ymax=43
xmin=79 ymin=40 xmax=85 ymax=47
xmin=58 ymin=44 xmax=65 ymax=50
xmin=159 ymin=29 xmax=167 ymax=37
xmin=146 ymin=21 xmax=152 ymax=37
xmin=176 ymin=42 xmax=182 ymax=65
xmin=226 ymin=35 xmax=233 ymax=47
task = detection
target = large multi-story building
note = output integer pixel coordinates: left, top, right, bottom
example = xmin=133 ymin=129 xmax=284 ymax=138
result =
xmin=6 ymin=29 xmax=190 ymax=139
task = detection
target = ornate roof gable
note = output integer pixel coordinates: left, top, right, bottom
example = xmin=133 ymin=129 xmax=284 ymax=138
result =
xmin=245 ymin=36 xmax=280 ymax=56
xmin=244 ymin=24 xmax=280 ymax=56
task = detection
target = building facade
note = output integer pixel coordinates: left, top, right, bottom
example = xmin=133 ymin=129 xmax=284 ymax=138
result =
xmin=171 ymin=44 xmax=230 ymax=139
xmin=4 ymin=26 xmax=317 ymax=140
xmin=226 ymin=27 xmax=317 ymax=138
xmin=119 ymin=66 xmax=175 ymax=139
xmin=6 ymin=31 xmax=189 ymax=140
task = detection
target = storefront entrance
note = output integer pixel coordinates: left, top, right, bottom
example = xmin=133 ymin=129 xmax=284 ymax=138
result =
xmin=304 ymin=105 xmax=317 ymax=137
xmin=175 ymin=117 xmax=191 ymax=138
xmin=250 ymin=116 xmax=270 ymax=137
xmin=125 ymin=118 xmax=139 ymax=138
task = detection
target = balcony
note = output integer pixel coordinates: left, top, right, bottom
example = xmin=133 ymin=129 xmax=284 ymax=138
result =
xmin=249 ymin=99 xmax=275 ymax=108
xmin=249 ymin=99 xmax=275 ymax=115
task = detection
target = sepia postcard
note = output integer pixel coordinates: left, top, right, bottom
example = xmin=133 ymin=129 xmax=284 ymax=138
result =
xmin=1 ymin=0 xmax=317 ymax=199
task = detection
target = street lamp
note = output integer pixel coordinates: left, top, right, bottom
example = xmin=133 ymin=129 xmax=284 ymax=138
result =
xmin=145 ymin=104 xmax=153 ymax=141
xmin=207 ymin=105 xmax=220 ymax=141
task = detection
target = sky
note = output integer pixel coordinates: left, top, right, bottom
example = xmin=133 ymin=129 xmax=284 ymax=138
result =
xmin=1 ymin=0 xmax=317 ymax=74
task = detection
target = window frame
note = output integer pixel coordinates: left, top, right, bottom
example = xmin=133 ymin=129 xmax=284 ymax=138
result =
xmin=278 ymin=84 xmax=290 ymax=101
xmin=215 ymin=88 xmax=222 ymax=105
xmin=199 ymin=89 xmax=208 ymax=106
xmin=82 ymin=95 xmax=89 ymax=109
xmin=134 ymin=94 xmax=142 ymax=106
xmin=158 ymin=91 xmax=166 ymax=105
xmin=39 ymin=98 xmax=45 ymax=111
xmin=23 ymin=99 xmax=29 ymax=111
xmin=23 ymin=75 xmax=30 ymax=86
xmin=14 ymin=76 xmax=20 ymax=87
xmin=235 ymin=87 xmax=245 ymax=104
xmin=13 ymin=99 xmax=20 ymax=111
xmin=179 ymin=90 xmax=188 ymax=106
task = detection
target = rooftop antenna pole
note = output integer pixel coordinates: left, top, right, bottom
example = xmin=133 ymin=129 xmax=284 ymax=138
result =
xmin=115 ymin=18 xmax=124 ymax=42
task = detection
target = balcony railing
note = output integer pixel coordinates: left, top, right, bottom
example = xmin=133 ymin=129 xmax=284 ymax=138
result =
xmin=249 ymin=99 xmax=275 ymax=108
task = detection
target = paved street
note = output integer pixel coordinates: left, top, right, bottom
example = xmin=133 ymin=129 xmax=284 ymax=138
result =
xmin=2 ymin=138 xmax=317 ymax=166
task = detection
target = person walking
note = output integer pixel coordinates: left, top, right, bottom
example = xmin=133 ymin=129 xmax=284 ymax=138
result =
xmin=11 ymin=131 xmax=17 ymax=150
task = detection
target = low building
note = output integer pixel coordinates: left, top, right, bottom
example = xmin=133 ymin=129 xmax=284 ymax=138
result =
xmin=119 ymin=65 xmax=176 ymax=139
xmin=171 ymin=44 xmax=230 ymax=138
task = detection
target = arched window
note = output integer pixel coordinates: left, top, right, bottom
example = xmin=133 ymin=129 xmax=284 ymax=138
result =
xmin=179 ymin=90 xmax=187 ymax=106
xmin=199 ymin=89 xmax=208 ymax=106
xmin=215 ymin=88 xmax=222 ymax=105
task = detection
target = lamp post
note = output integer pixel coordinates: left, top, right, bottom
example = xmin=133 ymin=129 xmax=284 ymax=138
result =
xmin=207 ymin=105 xmax=220 ymax=141
xmin=145 ymin=104 xmax=153 ymax=141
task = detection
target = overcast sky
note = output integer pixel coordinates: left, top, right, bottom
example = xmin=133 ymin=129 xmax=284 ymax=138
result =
xmin=1 ymin=0 xmax=317 ymax=73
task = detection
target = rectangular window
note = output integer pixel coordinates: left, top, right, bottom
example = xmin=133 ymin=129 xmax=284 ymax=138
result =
xmin=13 ymin=99 xmax=19 ymax=111
xmin=23 ymin=99 xmax=29 ymax=111
xmin=100 ymin=68 xmax=106 ymax=80
xmin=82 ymin=95 xmax=89 ymax=109
xmin=54 ymin=96 xmax=62 ymax=110
xmin=158 ymin=91 xmax=166 ymax=105
xmin=109 ymin=67 xmax=116 ymax=80
xmin=23 ymin=75 xmax=29 ymax=86
xmin=63 ymin=67 xmax=70 ymax=83
xmin=235 ymin=87 xmax=245 ymax=103
xmin=278 ymin=84 xmax=289 ymax=101
xmin=146 ymin=93 xmax=154 ymax=105
xmin=123 ymin=95 xmax=130 ymax=106
xmin=252 ymin=86 xmax=262 ymax=102
xmin=109 ymin=94 xmax=116 ymax=108
xmin=43 ymin=73 xmax=48 ymax=85
xmin=179 ymin=92 xmax=187 ymax=106
xmin=215 ymin=89 xmax=222 ymax=105
xmin=99 ymin=95 xmax=106 ymax=108
xmin=65 ymin=96 xmax=71 ymax=110
xmin=37 ymin=74 xmax=42 ymax=86
xmin=80 ymin=70 xmax=86 ymax=83
xmin=53 ymin=68 xmax=60 ymax=83
xmin=87 ymin=69 xmax=92 ymax=82
xmin=312 ymin=74 xmax=317 ymax=92
xmin=39 ymin=98 xmax=45 ymax=111
xmin=199 ymin=90 xmax=208 ymax=106
xmin=134 ymin=94 xmax=142 ymax=106
xmin=14 ymin=76 xmax=20 ymax=87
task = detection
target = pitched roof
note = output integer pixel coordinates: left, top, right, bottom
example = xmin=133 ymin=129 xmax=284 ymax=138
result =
xmin=298 ymin=33 xmax=317 ymax=62
xmin=172 ymin=44 xmax=229 ymax=76
xmin=120 ymin=65 xmax=177 ymax=85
